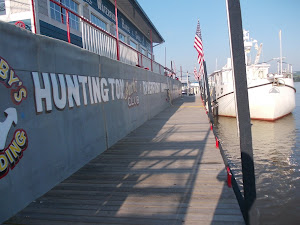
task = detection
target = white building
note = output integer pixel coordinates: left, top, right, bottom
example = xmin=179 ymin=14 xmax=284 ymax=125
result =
xmin=0 ymin=0 xmax=169 ymax=74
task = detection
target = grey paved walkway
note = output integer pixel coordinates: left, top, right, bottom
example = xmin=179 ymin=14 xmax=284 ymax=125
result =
xmin=5 ymin=95 xmax=244 ymax=225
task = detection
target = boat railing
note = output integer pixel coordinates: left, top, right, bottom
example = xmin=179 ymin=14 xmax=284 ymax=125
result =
xmin=48 ymin=0 xmax=174 ymax=77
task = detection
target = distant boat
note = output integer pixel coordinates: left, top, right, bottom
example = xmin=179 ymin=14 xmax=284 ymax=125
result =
xmin=209 ymin=30 xmax=295 ymax=121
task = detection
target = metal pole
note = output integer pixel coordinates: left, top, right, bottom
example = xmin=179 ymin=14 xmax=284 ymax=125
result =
xmin=203 ymin=61 xmax=213 ymax=123
xmin=279 ymin=30 xmax=282 ymax=75
xmin=186 ymin=71 xmax=189 ymax=94
xmin=165 ymin=47 xmax=166 ymax=68
xmin=202 ymin=73 xmax=206 ymax=106
xmin=66 ymin=10 xmax=71 ymax=43
xmin=31 ymin=0 xmax=37 ymax=33
xmin=180 ymin=66 xmax=182 ymax=82
xmin=171 ymin=61 xmax=173 ymax=78
xmin=150 ymin=29 xmax=153 ymax=71
xmin=226 ymin=0 xmax=256 ymax=224
xmin=114 ymin=0 xmax=120 ymax=61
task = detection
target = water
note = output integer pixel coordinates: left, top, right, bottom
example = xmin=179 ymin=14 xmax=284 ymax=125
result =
xmin=214 ymin=82 xmax=300 ymax=225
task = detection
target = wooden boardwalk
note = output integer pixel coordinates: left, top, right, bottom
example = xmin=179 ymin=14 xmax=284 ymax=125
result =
xmin=5 ymin=95 xmax=244 ymax=225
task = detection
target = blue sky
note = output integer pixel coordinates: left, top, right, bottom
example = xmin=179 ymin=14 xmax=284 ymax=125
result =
xmin=138 ymin=0 xmax=300 ymax=79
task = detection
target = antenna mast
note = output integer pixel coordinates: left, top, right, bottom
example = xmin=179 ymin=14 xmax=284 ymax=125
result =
xmin=279 ymin=30 xmax=283 ymax=75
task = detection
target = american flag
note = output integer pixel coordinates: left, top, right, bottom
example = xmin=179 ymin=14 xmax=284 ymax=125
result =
xmin=194 ymin=20 xmax=204 ymax=80
xmin=194 ymin=67 xmax=198 ymax=80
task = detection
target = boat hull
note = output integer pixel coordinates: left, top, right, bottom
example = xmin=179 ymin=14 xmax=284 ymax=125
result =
xmin=215 ymin=79 xmax=296 ymax=121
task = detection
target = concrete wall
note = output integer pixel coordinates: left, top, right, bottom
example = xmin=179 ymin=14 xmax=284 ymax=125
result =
xmin=0 ymin=21 xmax=181 ymax=223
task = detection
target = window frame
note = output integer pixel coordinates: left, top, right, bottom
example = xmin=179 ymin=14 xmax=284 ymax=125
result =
xmin=49 ymin=0 xmax=80 ymax=31
xmin=118 ymin=32 xmax=126 ymax=43
xmin=129 ymin=39 xmax=137 ymax=50
xmin=91 ymin=13 xmax=107 ymax=31
xmin=141 ymin=47 xmax=147 ymax=56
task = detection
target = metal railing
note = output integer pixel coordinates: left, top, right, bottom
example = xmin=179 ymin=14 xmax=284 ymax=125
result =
xmin=82 ymin=22 xmax=117 ymax=60
xmin=200 ymin=87 xmax=246 ymax=223
xmin=202 ymin=58 xmax=255 ymax=224
xmin=48 ymin=0 xmax=175 ymax=77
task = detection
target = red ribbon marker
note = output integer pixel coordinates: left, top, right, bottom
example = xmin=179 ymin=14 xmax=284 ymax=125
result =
xmin=226 ymin=166 xmax=232 ymax=188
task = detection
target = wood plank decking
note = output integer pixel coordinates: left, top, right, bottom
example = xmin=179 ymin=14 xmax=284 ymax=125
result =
xmin=5 ymin=95 xmax=244 ymax=225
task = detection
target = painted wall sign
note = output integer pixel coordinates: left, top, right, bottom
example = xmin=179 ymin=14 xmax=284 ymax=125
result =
xmin=0 ymin=57 xmax=180 ymax=179
xmin=32 ymin=72 xmax=172 ymax=113
xmin=32 ymin=73 xmax=123 ymax=112
xmin=125 ymin=79 xmax=139 ymax=108
xmin=0 ymin=57 xmax=28 ymax=179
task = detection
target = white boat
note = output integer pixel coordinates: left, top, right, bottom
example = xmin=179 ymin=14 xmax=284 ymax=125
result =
xmin=209 ymin=30 xmax=296 ymax=121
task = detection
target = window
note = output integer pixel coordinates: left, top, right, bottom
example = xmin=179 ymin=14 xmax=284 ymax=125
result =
xmin=50 ymin=0 xmax=79 ymax=31
xmin=119 ymin=32 xmax=125 ymax=42
xmin=0 ymin=0 xmax=5 ymax=15
xmin=130 ymin=40 xmax=137 ymax=50
xmin=110 ymin=24 xmax=115 ymax=35
xmin=141 ymin=48 xmax=146 ymax=56
xmin=91 ymin=14 xmax=107 ymax=31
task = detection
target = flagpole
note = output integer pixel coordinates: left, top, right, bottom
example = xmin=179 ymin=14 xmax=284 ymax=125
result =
xmin=203 ymin=61 xmax=213 ymax=123
xmin=202 ymin=73 xmax=206 ymax=106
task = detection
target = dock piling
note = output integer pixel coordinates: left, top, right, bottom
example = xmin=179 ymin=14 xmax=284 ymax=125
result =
xmin=226 ymin=0 xmax=257 ymax=224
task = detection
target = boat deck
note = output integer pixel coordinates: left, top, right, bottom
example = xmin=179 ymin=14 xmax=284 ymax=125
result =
xmin=4 ymin=95 xmax=244 ymax=225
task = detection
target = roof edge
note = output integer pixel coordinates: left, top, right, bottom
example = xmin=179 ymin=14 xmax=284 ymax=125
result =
xmin=130 ymin=0 xmax=165 ymax=43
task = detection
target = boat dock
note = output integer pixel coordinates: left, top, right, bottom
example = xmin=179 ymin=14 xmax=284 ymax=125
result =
xmin=4 ymin=96 xmax=244 ymax=225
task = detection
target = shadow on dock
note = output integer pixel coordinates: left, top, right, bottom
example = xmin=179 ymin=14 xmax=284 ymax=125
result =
xmin=5 ymin=95 xmax=244 ymax=225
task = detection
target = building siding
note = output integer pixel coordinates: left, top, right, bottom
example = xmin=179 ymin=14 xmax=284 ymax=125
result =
xmin=38 ymin=0 xmax=48 ymax=16
xmin=82 ymin=4 xmax=90 ymax=20
xmin=87 ymin=0 xmax=151 ymax=51
xmin=40 ymin=20 xmax=83 ymax=47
